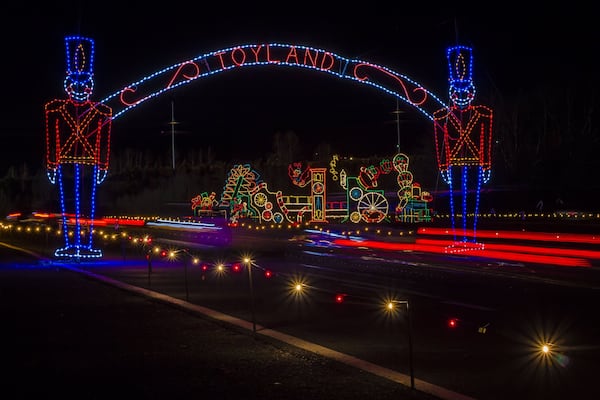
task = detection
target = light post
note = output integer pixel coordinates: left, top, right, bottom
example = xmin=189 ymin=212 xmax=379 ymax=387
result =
xmin=145 ymin=246 xmax=162 ymax=288
xmin=146 ymin=248 xmax=153 ymax=287
xmin=120 ymin=231 xmax=127 ymax=262
xmin=45 ymin=226 xmax=50 ymax=254
xmin=288 ymin=280 xmax=307 ymax=321
xmin=179 ymin=248 xmax=199 ymax=302
xmin=179 ymin=249 xmax=190 ymax=301
xmin=386 ymin=299 xmax=415 ymax=390
xmin=243 ymin=256 xmax=256 ymax=336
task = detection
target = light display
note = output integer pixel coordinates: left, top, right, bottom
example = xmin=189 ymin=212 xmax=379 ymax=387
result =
xmin=44 ymin=36 xmax=112 ymax=259
xmin=100 ymin=43 xmax=447 ymax=123
xmin=433 ymin=45 xmax=493 ymax=250
xmin=41 ymin=39 xmax=509 ymax=250
xmin=192 ymin=153 xmax=432 ymax=225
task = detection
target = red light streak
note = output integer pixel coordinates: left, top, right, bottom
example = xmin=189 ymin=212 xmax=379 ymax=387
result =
xmin=332 ymin=237 xmax=593 ymax=268
xmin=417 ymin=227 xmax=600 ymax=245
xmin=416 ymin=238 xmax=600 ymax=260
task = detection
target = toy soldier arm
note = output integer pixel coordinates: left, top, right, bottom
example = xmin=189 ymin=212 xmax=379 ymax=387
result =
xmin=44 ymin=100 xmax=61 ymax=169
xmin=432 ymin=108 xmax=450 ymax=172
xmin=478 ymin=105 xmax=493 ymax=171
xmin=96 ymin=103 xmax=112 ymax=171
xmin=44 ymin=100 xmax=62 ymax=183
xmin=93 ymin=103 xmax=112 ymax=184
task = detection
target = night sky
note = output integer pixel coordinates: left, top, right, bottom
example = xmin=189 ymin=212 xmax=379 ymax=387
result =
xmin=2 ymin=5 xmax=597 ymax=173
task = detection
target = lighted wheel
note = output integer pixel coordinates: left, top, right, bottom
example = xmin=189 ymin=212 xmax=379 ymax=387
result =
xmin=349 ymin=186 xmax=363 ymax=201
xmin=254 ymin=192 xmax=267 ymax=207
xmin=357 ymin=192 xmax=388 ymax=223
xmin=349 ymin=211 xmax=362 ymax=223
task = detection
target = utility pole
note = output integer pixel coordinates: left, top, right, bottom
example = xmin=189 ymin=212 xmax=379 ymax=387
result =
xmin=169 ymin=99 xmax=177 ymax=170
xmin=161 ymin=98 xmax=189 ymax=170
xmin=391 ymin=98 xmax=405 ymax=153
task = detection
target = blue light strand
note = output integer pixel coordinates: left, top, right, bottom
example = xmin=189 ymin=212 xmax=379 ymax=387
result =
xmin=89 ymin=164 xmax=99 ymax=254
xmin=100 ymin=43 xmax=447 ymax=122
xmin=473 ymin=166 xmax=483 ymax=242
xmin=447 ymin=167 xmax=456 ymax=241
xmin=56 ymin=165 xmax=69 ymax=248
xmin=461 ymin=165 xmax=467 ymax=242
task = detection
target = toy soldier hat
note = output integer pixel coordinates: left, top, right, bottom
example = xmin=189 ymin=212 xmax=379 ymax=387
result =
xmin=446 ymin=45 xmax=473 ymax=89
xmin=64 ymin=35 xmax=95 ymax=78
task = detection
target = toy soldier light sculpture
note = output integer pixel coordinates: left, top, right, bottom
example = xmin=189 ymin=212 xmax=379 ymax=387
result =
xmin=433 ymin=45 xmax=493 ymax=250
xmin=45 ymin=36 xmax=112 ymax=259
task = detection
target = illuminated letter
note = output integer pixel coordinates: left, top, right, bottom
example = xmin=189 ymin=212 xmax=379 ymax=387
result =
xmin=266 ymin=44 xmax=280 ymax=63
xmin=231 ymin=47 xmax=247 ymax=66
xmin=250 ymin=45 xmax=264 ymax=62
xmin=320 ymin=52 xmax=334 ymax=70
xmin=119 ymin=86 xmax=142 ymax=106
xmin=285 ymin=46 xmax=300 ymax=64
xmin=303 ymin=48 xmax=319 ymax=67
xmin=214 ymin=51 xmax=228 ymax=69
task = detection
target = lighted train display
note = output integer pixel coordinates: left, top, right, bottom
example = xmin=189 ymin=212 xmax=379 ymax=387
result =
xmin=17 ymin=153 xmax=432 ymax=251
xmin=192 ymin=153 xmax=433 ymax=226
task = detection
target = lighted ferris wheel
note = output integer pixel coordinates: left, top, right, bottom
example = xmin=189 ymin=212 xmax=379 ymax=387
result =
xmin=348 ymin=186 xmax=389 ymax=223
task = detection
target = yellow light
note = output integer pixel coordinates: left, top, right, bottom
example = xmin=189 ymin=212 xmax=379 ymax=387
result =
xmin=542 ymin=344 xmax=551 ymax=354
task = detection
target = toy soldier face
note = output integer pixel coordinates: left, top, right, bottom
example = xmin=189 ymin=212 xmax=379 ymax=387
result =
xmin=64 ymin=72 xmax=94 ymax=101
xmin=449 ymin=80 xmax=475 ymax=109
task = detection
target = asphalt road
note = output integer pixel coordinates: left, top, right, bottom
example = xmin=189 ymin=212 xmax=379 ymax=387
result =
xmin=0 ymin=243 xmax=442 ymax=400
xmin=3 ymin=221 xmax=600 ymax=400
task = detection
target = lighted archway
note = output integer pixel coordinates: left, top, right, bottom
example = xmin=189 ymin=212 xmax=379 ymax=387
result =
xmin=100 ymin=43 xmax=447 ymax=122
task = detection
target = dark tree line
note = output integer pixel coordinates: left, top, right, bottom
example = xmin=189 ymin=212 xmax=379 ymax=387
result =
xmin=490 ymin=79 xmax=599 ymax=210
xmin=1 ymin=83 xmax=598 ymax=218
